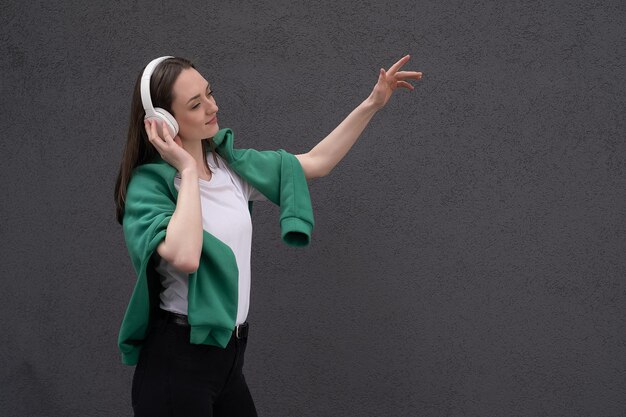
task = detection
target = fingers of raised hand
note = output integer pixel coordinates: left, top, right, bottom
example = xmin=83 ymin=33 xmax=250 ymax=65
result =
xmin=145 ymin=120 xmax=169 ymax=143
xmin=397 ymin=80 xmax=415 ymax=91
xmin=145 ymin=120 xmax=166 ymax=155
xmin=395 ymin=70 xmax=423 ymax=81
xmin=387 ymin=54 xmax=411 ymax=76
xmin=160 ymin=121 xmax=173 ymax=141
xmin=145 ymin=120 xmax=159 ymax=142
xmin=143 ymin=119 xmax=151 ymax=137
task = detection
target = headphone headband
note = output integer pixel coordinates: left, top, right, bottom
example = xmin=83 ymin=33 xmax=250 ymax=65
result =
xmin=140 ymin=56 xmax=174 ymax=117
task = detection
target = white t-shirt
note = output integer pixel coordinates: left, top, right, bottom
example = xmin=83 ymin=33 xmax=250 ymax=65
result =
xmin=154 ymin=152 xmax=266 ymax=325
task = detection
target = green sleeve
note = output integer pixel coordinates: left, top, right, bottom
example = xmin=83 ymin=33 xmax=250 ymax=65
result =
xmin=213 ymin=128 xmax=314 ymax=246
xmin=118 ymin=163 xmax=176 ymax=365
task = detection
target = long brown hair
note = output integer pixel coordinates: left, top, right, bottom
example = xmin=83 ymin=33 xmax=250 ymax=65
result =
xmin=114 ymin=57 xmax=218 ymax=224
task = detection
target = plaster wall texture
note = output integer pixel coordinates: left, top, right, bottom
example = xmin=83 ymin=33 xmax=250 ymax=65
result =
xmin=1 ymin=1 xmax=625 ymax=416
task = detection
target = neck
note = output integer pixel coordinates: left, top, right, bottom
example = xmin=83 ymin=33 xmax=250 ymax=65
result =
xmin=182 ymin=139 xmax=210 ymax=178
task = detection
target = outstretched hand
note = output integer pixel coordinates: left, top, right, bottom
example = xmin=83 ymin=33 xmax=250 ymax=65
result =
xmin=368 ymin=54 xmax=422 ymax=109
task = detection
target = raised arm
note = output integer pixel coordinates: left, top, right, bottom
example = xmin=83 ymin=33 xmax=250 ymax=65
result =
xmin=295 ymin=54 xmax=422 ymax=179
xmin=146 ymin=120 xmax=204 ymax=273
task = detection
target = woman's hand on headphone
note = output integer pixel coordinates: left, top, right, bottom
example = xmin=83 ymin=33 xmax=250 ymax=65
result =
xmin=145 ymin=120 xmax=196 ymax=172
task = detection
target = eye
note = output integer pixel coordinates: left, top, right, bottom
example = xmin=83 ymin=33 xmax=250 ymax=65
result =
xmin=207 ymin=89 xmax=214 ymax=97
xmin=192 ymin=103 xmax=200 ymax=109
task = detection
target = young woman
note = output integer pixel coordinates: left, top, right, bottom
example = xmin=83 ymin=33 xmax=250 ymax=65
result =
xmin=114 ymin=55 xmax=421 ymax=417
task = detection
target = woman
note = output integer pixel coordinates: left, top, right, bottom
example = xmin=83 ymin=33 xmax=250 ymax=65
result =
xmin=114 ymin=55 xmax=422 ymax=416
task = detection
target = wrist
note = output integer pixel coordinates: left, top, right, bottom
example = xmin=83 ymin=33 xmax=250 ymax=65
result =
xmin=361 ymin=96 xmax=382 ymax=113
xmin=180 ymin=166 xmax=199 ymax=177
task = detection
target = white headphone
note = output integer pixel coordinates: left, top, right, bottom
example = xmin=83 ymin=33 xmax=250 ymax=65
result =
xmin=140 ymin=56 xmax=179 ymax=137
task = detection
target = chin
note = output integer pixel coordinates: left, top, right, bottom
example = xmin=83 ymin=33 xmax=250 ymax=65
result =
xmin=207 ymin=123 xmax=219 ymax=133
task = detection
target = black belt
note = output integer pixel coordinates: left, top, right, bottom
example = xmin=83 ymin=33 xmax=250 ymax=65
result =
xmin=159 ymin=309 xmax=249 ymax=339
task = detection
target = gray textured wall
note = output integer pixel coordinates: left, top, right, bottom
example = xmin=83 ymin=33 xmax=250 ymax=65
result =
xmin=1 ymin=1 xmax=625 ymax=416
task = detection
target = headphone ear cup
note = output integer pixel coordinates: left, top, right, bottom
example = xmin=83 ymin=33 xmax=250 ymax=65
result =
xmin=144 ymin=114 xmax=175 ymax=140
xmin=153 ymin=108 xmax=179 ymax=137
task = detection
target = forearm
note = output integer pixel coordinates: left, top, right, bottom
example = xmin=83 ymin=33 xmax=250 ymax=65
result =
xmin=158 ymin=167 xmax=203 ymax=273
xmin=308 ymin=97 xmax=379 ymax=176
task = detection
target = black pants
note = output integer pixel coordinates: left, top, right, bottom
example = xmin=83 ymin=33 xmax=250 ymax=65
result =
xmin=132 ymin=311 xmax=258 ymax=417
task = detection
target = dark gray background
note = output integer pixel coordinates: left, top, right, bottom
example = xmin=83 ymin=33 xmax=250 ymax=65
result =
xmin=1 ymin=0 xmax=625 ymax=416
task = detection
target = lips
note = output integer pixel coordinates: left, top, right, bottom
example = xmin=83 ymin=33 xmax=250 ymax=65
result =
xmin=206 ymin=115 xmax=218 ymax=124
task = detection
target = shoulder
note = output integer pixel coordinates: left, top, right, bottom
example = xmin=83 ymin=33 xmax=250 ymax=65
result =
xmin=131 ymin=159 xmax=176 ymax=182
xmin=213 ymin=128 xmax=271 ymax=163
xmin=127 ymin=159 xmax=177 ymax=198
xmin=133 ymin=158 xmax=175 ymax=177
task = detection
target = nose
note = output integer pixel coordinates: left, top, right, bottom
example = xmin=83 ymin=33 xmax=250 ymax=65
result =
xmin=204 ymin=97 xmax=218 ymax=114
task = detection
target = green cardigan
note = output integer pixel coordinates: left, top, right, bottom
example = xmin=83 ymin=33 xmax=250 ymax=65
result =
xmin=118 ymin=128 xmax=314 ymax=365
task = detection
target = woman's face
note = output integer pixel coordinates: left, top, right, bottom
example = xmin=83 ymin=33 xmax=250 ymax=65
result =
xmin=170 ymin=68 xmax=219 ymax=141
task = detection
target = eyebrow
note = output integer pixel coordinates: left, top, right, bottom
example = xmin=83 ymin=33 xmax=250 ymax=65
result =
xmin=186 ymin=83 xmax=211 ymax=104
